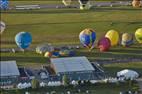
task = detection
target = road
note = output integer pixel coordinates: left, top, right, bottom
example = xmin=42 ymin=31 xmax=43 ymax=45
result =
xmin=9 ymin=1 xmax=131 ymax=10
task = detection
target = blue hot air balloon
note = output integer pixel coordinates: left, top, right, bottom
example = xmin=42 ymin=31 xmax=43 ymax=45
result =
xmin=0 ymin=0 xmax=9 ymax=10
xmin=15 ymin=32 xmax=32 ymax=49
xmin=79 ymin=28 xmax=96 ymax=51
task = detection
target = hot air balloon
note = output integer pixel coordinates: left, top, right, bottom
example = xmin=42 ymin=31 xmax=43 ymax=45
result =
xmin=98 ymin=37 xmax=111 ymax=52
xmin=121 ymin=33 xmax=133 ymax=47
xmin=132 ymin=0 xmax=141 ymax=8
xmin=44 ymin=51 xmax=52 ymax=58
xmin=105 ymin=30 xmax=119 ymax=46
xmin=62 ymin=0 xmax=72 ymax=6
xmin=79 ymin=28 xmax=96 ymax=51
xmin=15 ymin=32 xmax=32 ymax=49
xmin=59 ymin=47 xmax=75 ymax=56
xmin=0 ymin=0 xmax=9 ymax=10
xmin=0 ymin=21 xmax=6 ymax=34
xmin=78 ymin=0 xmax=91 ymax=10
xmin=135 ymin=28 xmax=142 ymax=43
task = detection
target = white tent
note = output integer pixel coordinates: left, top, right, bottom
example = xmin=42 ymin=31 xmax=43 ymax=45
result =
xmin=40 ymin=82 xmax=46 ymax=87
xmin=71 ymin=80 xmax=78 ymax=85
xmin=117 ymin=69 xmax=139 ymax=80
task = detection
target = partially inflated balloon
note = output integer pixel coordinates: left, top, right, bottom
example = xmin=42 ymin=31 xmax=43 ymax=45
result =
xmin=121 ymin=33 xmax=133 ymax=47
xmin=78 ymin=0 xmax=91 ymax=10
xmin=0 ymin=21 xmax=6 ymax=34
xmin=135 ymin=28 xmax=142 ymax=43
xmin=62 ymin=0 xmax=72 ymax=6
xmin=15 ymin=32 xmax=32 ymax=49
xmin=44 ymin=51 xmax=52 ymax=58
xmin=79 ymin=28 xmax=96 ymax=51
xmin=105 ymin=30 xmax=119 ymax=46
xmin=98 ymin=37 xmax=111 ymax=52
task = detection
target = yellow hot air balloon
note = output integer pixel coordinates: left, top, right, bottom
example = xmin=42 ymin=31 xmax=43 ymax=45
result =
xmin=135 ymin=28 xmax=142 ymax=43
xmin=105 ymin=30 xmax=119 ymax=46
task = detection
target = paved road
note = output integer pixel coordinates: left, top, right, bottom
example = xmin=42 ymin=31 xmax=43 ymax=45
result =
xmin=9 ymin=1 xmax=131 ymax=10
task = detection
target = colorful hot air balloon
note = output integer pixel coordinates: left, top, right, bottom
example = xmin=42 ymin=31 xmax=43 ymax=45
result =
xmin=79 ymin=28 xmax=96 ymax=51
xmin=135 ymin=28 xmax=142 ymax=43
xmin=15 ymin=32 xmax=32 ymax=49
xmin=62 ymin=0 xmax=72 ymax=6
xmin=44 ymin=51 xmax=52 ymax=58
xmin=0 ymin=21 xmax=6 ymax=34
xmin=121 ymin=33 xmax=133 ymax=47
xmin=98 ymin=37 xmax=111 ymax=52
xmin=105 ymin=30 xmax=119 ymax=46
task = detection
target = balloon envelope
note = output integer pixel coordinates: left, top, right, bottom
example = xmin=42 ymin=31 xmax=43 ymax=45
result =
xmin=135 ymin=28 xmax=142 ymax=43
xmin=79 ymin=28 xmax=96 ymax=50
xmin=132 ymin=0 xmax=141 ymax=7
xmin=105 ymin=30 xmax=119 ymax=46
xmin=0 ymin=0 xmax=9 ymax=9
xmin=0 ymin=21 xmax=6 ymax=34
xmin=62 ymin=0 xmax=72 ymax=6
xmin=15 ymin=32 xmax=32 ymax=49
xmin=98 ymin=37 xmax=111 ymax=52
xmin=121 ymin=33 xmax=133 ymax=47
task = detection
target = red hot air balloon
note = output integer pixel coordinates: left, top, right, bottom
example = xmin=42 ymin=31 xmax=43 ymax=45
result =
xmin=98 ymin=37 xmax=111 ymax=52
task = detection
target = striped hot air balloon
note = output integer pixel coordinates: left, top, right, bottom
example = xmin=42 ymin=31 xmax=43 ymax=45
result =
xmin=121 ymin=33 xmax=133 ymax=47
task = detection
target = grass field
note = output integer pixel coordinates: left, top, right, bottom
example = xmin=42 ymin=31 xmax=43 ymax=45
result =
xmin=1 ymin=2 xmax=142 ymax=94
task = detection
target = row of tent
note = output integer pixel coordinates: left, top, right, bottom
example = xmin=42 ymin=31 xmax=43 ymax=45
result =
xmin=17 ymin=69 xmax=139 ymax=89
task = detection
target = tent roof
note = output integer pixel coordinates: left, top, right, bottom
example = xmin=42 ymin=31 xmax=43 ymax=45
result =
xmin=0 ymin=61 xmax=20 ymax=77
xmin=51 ymin=56 xmax=95 ymax=73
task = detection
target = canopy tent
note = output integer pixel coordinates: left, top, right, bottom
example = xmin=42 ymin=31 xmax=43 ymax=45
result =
xmin=117 ymin=69 xmax=139 ymax=80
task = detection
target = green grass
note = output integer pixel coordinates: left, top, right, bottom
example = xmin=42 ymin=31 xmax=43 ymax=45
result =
xmin=1 ymin=6 xmax=142 ymax=64
xmin=1 ymin=7 xmax=142 ymax=48
xmin=104 ymin=62 xmax=142 ymax=76
xmin=1 ymin=5 xmax=142 ymax=94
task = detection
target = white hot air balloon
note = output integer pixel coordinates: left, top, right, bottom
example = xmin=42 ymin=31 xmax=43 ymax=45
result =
xmin=0 ymin=21 xmax=6 ymax=34
xmin=62 ymin=0 xmax=72 ymax=6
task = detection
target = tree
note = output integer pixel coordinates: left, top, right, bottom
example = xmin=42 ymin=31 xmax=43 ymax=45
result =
xmin=62 ymin=75 xmax=70 ymax=86
xmin=31 ymin=78 xmax=40 ymax=89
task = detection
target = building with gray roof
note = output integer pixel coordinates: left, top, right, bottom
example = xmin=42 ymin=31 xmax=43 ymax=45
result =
xmin=50 ymin=57 xmax=105 ymax=81
xmin=0 ymin=61 xmax=20 ymax=88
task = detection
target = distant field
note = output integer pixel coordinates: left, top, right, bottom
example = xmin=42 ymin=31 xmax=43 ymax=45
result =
xmin=1 ymin=4 xmax=142 ymax=94
xmin=1 ymin=6 xmax=142 ymax=64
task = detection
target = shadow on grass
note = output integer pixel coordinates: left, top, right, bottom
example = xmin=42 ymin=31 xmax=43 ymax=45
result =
xmin=0 ymin=56 xmax=48 ymax=64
